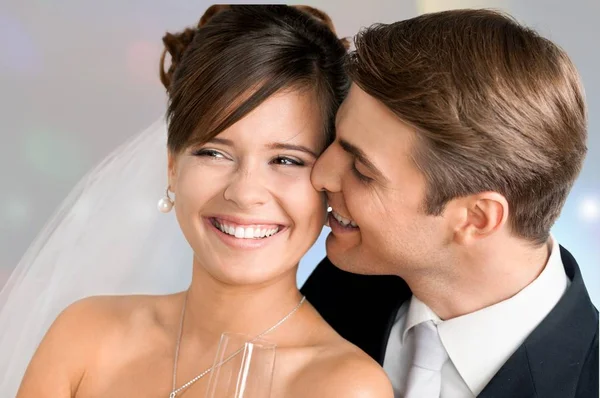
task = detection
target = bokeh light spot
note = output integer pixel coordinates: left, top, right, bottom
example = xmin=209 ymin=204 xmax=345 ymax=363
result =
xmin=0 ymin=13 xmax=42 ymax=76
xmin=126 ymin=40 xmax=164 ymax=86
xmin=22 ymin=129 xmax=84 ymax=181
xmin=417 ymin=0 xmax=511 ymax=14
xmin=1 ymin=195 xmax=32 ymax=228
xmin=578 ymin=196 xmax=599 ymax=223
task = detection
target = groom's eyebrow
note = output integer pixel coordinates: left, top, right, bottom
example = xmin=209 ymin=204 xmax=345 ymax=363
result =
xmin=339 ymin=139 xmax=387 ymax=181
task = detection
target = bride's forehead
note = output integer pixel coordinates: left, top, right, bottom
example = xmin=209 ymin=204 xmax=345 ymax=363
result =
xmin=228 ymin=90 xmax=320 ymax=127
xmin=212 ymin=127 xmax=322 ymax=151
xmin=191 ymin=91 xmax=323 ymax=147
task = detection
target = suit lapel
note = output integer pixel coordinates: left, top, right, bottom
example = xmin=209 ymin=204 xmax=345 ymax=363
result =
xmin=477 ymin=346 xmax=537 ymax=398
xmin=478 ymin=246 xmax=599 ymax=398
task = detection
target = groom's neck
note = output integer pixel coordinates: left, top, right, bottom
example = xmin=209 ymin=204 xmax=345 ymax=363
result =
xmin=406 ymin=237 xmax=551 ymax=320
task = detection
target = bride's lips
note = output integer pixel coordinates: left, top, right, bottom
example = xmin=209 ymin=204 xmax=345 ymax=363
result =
xmin=203 ymin=216 xmax=288 ymax=250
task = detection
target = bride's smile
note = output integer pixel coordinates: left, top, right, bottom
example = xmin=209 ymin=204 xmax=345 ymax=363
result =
xmin=207 ymin=215 xmax=286 ymax=246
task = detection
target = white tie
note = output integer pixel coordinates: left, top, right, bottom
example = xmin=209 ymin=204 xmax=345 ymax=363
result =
xmin=404 ymin=320 xmax=449 ymax=398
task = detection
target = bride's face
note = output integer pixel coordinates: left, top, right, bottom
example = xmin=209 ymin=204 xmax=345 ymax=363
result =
xmin=168 ymin=89 xmax=326 ymax=285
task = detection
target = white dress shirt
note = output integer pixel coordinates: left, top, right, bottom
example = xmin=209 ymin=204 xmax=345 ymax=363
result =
xmin=383 ymin=236 xmax=570 ymax=397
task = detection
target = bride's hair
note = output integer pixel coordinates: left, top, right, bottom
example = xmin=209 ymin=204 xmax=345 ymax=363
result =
xmin=159 ymin=5 xmax=350 ymax=154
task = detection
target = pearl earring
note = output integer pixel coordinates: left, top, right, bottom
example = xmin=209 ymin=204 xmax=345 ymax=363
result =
xmin=157 ymin=186 xmax=174 ymax=213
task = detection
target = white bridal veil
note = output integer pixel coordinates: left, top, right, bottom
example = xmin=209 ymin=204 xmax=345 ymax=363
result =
xmin=0 ymin=118 xmax=193 ymax=395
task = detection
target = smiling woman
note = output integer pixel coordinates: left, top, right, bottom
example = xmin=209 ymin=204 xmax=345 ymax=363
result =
xmin=168 ymin=89 xmax=326 ymax=286
xmin=3 ymin=5 xmax=394 ymax=398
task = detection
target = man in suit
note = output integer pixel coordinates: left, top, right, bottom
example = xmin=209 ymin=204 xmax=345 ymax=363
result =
xmin=302 ymin=9 xmax=599 ymax=398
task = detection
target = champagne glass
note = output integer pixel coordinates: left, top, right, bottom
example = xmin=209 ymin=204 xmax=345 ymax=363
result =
xmin=204 ymin=332 xmax=276 ymax=398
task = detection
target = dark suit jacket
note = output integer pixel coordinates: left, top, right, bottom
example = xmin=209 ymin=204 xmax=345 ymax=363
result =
xmin=301 ymin=246 xmax=599 ymax=397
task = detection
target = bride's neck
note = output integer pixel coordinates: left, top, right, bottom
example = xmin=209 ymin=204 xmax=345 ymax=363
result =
xmin=182 ymin=259 xmax=303 ymax=344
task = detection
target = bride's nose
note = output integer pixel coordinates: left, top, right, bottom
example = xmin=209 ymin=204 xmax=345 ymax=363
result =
xmin=223 ymin=165 xmax=270 ymax=209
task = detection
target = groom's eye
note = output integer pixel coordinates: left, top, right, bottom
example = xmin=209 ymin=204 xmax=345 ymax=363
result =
xmin=351 ymin=162 xmax=373 ymax=183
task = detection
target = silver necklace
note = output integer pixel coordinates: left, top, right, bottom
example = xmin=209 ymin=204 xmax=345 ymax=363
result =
xmin=169 ymin=293 xmax=306 ymax=398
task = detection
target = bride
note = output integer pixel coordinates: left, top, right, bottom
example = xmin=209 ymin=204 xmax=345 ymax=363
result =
xmin=2 ymin=4 xmax=393 ymax=398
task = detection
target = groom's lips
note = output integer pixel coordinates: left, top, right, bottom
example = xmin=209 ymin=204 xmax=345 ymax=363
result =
xmin=328 ymin=208 xmax=359 ymax=235
xmin=331 ymin=209 xmax=358 ymax=227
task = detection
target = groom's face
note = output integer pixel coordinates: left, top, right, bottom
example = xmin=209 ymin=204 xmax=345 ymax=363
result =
xmin=312 ymin=84 xmax=449 ymax=276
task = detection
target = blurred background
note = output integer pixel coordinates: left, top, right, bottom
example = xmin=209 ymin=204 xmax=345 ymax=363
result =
xmin=1 ymin=0 xmax=598 ymax=304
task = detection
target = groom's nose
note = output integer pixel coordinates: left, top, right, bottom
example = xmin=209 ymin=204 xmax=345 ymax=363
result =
xmin=311 ymin=144 xmax=342 ymax=193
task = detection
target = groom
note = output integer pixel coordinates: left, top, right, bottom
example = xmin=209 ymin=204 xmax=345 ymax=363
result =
xmin=302 ymin=9 xmax=598 ymax=398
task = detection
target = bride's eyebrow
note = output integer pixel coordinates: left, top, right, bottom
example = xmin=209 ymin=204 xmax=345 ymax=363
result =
xmin=205 ymin=137 xmax=317 ymax=159
xmin=206 ymin=137 xmax=234 ymax=146
xmin=267 ymin=142 xmax=318 ymax=159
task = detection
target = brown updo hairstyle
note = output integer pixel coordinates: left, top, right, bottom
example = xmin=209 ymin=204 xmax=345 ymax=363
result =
xmin=160 ymin=5 xmax=350 ymax=154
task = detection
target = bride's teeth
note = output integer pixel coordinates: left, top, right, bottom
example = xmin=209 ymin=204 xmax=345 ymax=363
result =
xmin=215 ymin=220 xmax=280 ymax=239
xmin=350 ymin=221 xmax=357 ymax=227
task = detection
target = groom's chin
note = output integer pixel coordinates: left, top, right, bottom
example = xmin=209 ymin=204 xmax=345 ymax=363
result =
xmin=325 ymin=234 xmax=394 ymax=276
xmin=325 ymin=234 xmax=367 ymax=275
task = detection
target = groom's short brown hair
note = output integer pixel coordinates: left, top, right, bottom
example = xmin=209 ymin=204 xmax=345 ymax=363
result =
xmin=347 ymin=9 xmax=587 ymax=244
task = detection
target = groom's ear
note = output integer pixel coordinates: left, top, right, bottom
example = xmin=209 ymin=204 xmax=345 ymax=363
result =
xmin=449 ymin=191 xmax=509 ymax=245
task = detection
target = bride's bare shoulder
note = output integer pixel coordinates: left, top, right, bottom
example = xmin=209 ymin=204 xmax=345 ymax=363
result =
xmin=32 ymin=293 xmax=180 ymax=360
xmin=17 ymin=294 xmax=181 ymax=396
xmin=54 ymin=293 xmax=180 ymax=335
xmin=289 ymin=339 xmax=394 ymax=398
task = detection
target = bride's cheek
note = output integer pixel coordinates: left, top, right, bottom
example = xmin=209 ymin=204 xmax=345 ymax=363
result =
xmin=270 ymin=165 xmax=311 ymax=183
xmin=272 ymin=170 xmax=323 ymax=214
xmin=178 ymin=164 xmax=230 ymax=198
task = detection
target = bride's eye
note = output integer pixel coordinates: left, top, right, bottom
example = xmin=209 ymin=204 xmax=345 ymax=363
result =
xmin=271 ymin=156 xmax=304 ymax=166
xmin=192 ymin=149 xmax=227 ymax=159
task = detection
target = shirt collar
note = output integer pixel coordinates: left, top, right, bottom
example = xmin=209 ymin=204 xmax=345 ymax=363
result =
xmin=401 ymin=293 xmax=441 ymax=343
xmin=402 ymin=236 xmax=569 ymax=395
